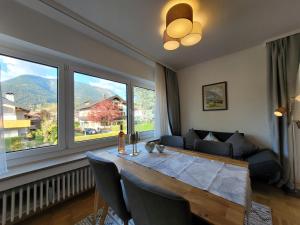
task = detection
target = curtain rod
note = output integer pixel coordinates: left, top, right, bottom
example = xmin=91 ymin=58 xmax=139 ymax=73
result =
xmin=264 ymin=29 xmax=300 ymax=44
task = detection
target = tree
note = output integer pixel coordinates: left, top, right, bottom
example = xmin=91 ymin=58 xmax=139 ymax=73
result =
xmin=40 ymin=109 xmax=51 ymax=121
xmin=36 ymin=119 xmax=58 ymax=144
xmin=87 ymin=99 xmax=123 ymax=125
xmin=134 ymin=88 xmax=155 ymax=122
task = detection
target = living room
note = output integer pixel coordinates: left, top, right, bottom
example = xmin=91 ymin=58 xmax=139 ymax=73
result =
xmin=0 ymin=1 xmax=300 ymax=225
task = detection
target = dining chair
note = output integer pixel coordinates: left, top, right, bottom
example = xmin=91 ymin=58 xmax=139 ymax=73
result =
xmin=87 ymin=152 xmax=131 ymax=225
xmin=159 ymin=135 xmax=184 ymax=148
xmin=194 ymin=139 xmax=233 ymax=158
xmin=120 ymin=170 xmax=209 ymax=225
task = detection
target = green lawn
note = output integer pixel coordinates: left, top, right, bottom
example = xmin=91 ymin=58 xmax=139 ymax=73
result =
xmin=75 ymin=131 xmax=120 ymax=142
xmin=4 ymin=122 xmax=155 ymax=150
xmin=135 ymin=122 xmax=155 ymax=132
xmin=5 ymin=135 xmax=52 ymax=153
xmin=75 ymin=122 xmax=154 ymax=142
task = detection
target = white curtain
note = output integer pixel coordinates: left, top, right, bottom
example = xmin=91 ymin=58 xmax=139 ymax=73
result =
xmin=154 ymin=63 xmax=170 ymax=138
xmin=293 ymin=65 xmax=300 ymax=189
xmin=0 ymin=71 xmax=7 ymax=175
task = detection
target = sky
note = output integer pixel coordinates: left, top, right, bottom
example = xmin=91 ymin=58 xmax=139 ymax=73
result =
xmin=74 ymin=72 xmax=127 ymax=99
xmin=0 ymin=54 xmax=58 ymax=81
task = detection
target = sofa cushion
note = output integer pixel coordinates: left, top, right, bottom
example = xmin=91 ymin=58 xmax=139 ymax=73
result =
xmin=184 ymin=129 xmax=200 ymax=150
xmin=203 ymin=132 xmax=220 ymax=142
xmin=246 ymin=149 xmax=281 ymax=183
xmin=194 ymin=130 xmax=244 ymax=142
xmin=194 ymin=139 xmax=233 ymax=157
xmin=226 ymin=132 xmax=258 ymax=159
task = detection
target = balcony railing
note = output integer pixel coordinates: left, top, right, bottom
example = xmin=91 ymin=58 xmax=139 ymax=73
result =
xmin=3 ymin=120 xmax=31 ymax=129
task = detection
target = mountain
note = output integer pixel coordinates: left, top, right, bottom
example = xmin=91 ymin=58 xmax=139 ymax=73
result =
xmin=74 ymin=81 xmax=114 ymax=109
xmin=1 ymin=75 xmax=115 ymax=110
xmin=2 ymin=75 xmax=57 ymax=109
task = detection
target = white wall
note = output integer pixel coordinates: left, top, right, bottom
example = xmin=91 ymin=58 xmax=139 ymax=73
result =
xmin=0 ymin=1 xmax=154 ymax=81
xmin=178 ymin=46 xmax=272 ymax=148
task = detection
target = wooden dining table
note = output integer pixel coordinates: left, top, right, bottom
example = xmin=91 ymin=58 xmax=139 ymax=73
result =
xmin=94 ymin=144 xmax=249 ymax=225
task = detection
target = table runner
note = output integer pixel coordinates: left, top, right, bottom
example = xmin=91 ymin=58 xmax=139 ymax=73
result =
xmin=108 ymin=143 xmax=251 ymax=208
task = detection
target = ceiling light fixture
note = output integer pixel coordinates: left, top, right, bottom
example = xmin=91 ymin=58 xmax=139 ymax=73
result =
xmin=166 ymin=3 xmax=193 ymax=39
xmin=163 ymin=30 xmax=180 ymax=50
xmin=181 ymin=21 xmax=202 ymax=46
xmin=163 ymin=2 xmax=203 ymax=50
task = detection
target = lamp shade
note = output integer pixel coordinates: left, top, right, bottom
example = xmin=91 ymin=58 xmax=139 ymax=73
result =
xmin=181 ymin=21 xmax=202 ymax=46
xmin=166 ymin=3 xmax=193 ymax=39
xmin=295 ymin=95 xmax=300 ymax=102
xmin=163 ymin=30 xmax=180 ymax=50
xmin=274 ymin=107 xmax=287 ymax=117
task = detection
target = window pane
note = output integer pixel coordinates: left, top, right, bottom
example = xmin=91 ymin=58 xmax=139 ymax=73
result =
xmin=134 ymin=87 xmax=155 ymax=132
xmin=0 ymin=55 xmax=58 ymax=153
xmin=74 ymin=72 xmax=127 ymax=142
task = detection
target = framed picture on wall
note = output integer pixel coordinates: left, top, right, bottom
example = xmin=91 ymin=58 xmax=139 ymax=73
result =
xmin=202 ymin=81 xmax=228 ymax=111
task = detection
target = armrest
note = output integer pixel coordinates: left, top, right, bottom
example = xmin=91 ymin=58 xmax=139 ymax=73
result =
xmin=246 ymin=149 xmax=281 ymax=183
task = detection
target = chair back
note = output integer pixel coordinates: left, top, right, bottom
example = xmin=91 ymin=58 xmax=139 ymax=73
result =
xmin=121 ymin=170 xmax=192 ymax=225
xmin=87 ymin=152 xmax=130 ymax=221
xmin=194 ymin=140 xmax=233 ymax=157
xmin=160 ymin=135 xmax=184 ymax=148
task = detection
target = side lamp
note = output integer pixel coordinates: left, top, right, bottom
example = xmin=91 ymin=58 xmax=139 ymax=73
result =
xmin=274 ymin=106 xmax=300 ymax=128
xmin=274 ymin=107 xmax=287 ymax=117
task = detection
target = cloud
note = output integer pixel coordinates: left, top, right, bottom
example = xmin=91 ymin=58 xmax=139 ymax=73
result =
xmin=89 ymin=79 xmax=127 ymax=99
xmin=0 ymin=55 xmax=57 ymax=81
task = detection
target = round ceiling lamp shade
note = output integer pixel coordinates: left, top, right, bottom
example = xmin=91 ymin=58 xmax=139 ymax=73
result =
xmin=166 ymin=3 xmax=193 ymax=39
xmin=181 ymin=21 xmax=202 ymax=46
xmin=163 ymin=30 xmax=180 ymax=50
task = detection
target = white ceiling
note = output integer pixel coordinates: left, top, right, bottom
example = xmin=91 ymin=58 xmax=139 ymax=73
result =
xmin=18 ymin=0 xmax=300 ymax=70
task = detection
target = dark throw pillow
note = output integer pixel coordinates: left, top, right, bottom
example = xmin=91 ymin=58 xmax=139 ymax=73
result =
xmin=226 ymin=132 xmax=258 ymax=159
xmin=184 ymin=129 xmax=200 ymax=150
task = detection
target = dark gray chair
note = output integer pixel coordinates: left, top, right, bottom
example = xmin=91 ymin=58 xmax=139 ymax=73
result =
xmin=120 ymin=170 xmax=209 ymax=225
xmin=160 ymin=135 xmax=184 ymax=148
xmin=87 ymin=152 xmax=131 ymax=225
xmin=194 ymin=139 xmax=233 ymax=158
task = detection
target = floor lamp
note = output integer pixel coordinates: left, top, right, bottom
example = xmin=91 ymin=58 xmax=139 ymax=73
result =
xmin=274 ymin=96 xmax=300 ymax=193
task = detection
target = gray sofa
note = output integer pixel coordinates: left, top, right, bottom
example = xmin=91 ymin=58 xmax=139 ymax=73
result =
xmin=159 ymin=129 xmax=282 ymax=184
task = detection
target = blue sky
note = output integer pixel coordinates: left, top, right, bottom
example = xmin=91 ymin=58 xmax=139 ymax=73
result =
xmin=74 ymin=72 xmax=127 ymax=99
xmin=0 ymin=55 xmax=57 ymax=81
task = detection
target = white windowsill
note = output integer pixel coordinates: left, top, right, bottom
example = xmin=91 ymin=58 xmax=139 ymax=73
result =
xmin=0 ymin=151 xmax=87 ymax=181
xmin=0 ymin=137 xmax=157 ymax=189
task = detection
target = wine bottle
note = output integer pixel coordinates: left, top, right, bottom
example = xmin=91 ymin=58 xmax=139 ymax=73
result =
xmin=118 ymin=124 xmax=126 ymax=154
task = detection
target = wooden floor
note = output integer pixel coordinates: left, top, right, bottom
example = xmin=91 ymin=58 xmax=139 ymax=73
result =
xmin=252 ymin=182 xmax=300 ymax=225
xmin=18 ymin=183 xmax=300 ymax=225
xmin=19 ymin=191 xmax=95 ymax=225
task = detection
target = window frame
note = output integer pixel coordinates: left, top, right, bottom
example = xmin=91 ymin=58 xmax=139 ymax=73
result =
xmin=0 ymin=47 xmax=66 ymax=162
xmin=0 ymin=45 xmax=156 ymax=167
xmin=131 ymin=80 xmax=155 ymax=140
xmin=67 ymin=65 xmax=132 ymax=149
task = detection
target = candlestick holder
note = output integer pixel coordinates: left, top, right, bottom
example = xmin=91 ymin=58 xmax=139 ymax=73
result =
xmin=129 ymin=132 xmax=139 ymax=156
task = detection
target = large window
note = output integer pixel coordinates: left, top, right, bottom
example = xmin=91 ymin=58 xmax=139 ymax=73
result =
xmin=0 ymin=54 xmax=58 ymax=152
xmin=0 ymin=50 xmax=156 ymax=159
xmin=133 ymin=86 xmax=155 ymax=132
xmin=74 ymin=72 xmax=127 ymax=142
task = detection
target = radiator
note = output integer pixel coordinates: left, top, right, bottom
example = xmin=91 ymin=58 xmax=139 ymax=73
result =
xmin=0 ymin=166 xmax=95 ymax=225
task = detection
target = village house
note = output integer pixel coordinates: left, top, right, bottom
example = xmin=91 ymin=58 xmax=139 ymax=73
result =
xmin=2 ymin=93 xmax=31 ymax=138
xmin=77 ymin=95 xmax=126 ymax=133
